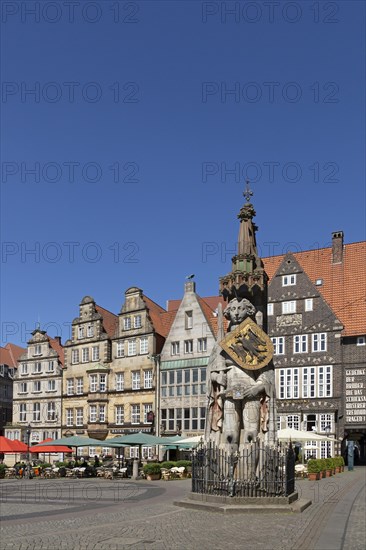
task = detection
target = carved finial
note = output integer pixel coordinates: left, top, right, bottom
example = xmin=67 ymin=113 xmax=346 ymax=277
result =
xmin=243 ymin=179 xmax=253 ymax=203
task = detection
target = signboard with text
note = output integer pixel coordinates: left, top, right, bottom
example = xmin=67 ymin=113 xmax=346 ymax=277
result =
xmin=345 ymin=368 xmax=366 ymax=425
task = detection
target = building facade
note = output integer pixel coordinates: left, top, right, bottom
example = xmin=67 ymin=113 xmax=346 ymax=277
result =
xmin=0 ymin=343 xmax=25 ymax=436
xmin=159 ymin=281 xmax=220 ymax=438
xmin=6 ymin=330 xmax=64 ymax=445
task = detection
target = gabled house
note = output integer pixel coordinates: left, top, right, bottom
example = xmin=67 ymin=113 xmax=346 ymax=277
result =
xmin=0 ymin=343 xmax=25 ymax=436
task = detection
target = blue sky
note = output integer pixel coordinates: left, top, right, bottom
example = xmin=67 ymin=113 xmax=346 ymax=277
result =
xmin=1 ymin=0 xmax=365 ymax=347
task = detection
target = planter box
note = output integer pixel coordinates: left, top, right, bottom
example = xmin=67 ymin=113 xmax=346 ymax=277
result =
xmin=308 ymin=472 xmax=320 ymax=481
xmin=325 ymin=469 xmax=332 ymax=477
xmin=146 ymin=473 xmax=161 ymax=481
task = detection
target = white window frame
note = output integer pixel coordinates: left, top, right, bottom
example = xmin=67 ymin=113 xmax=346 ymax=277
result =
xmin=19 ymin=382 xmax=28 ymax=394
xmin=21 ymin=363 xmax=28 ymax=375
xmin=76 ymin=408 xmax=83 ymax=426
xmin=305 ymin=298 xmax=313 ymax=311
xmin=132 ymin=371 xmax=141 ymax=390
xmin=33 ymin=380 xmax=41 ymax=393
xmin=267 ymin=303 xmax=273 ymax=316
xmin=282 ymin=274 xmax=296 ymax=286
xmin=99 ymin=405 xmax=106 ymax=422
xmin=115 ymin=373 xmax=124 ymax=391
xmin=48 ymin=379 xmax=56 ymax=392
xmin=185 ymin=311 xmax=193 ymax=329
xmin=282 ymin=301 xmax=296 ymax=314
xmin=127 ymin=339 xmax=136 ymax=356
xmin=294 ymin=335 xmax=308 ymax=354
xmin=116 ymin=341 xmax=124 ymax=358
xmin=139 ymin=336 xmax=148 ymax=355
xmin=123 ymin=317 xmax=131 ymax=330
xmin=272 ymin=336 xmax=285 ymax=355
xmin=47 ymin=360 xmax=55 ymax=372
xmin=76 ymin=377 xmax=83 ymax=395
xmin=92 ymin=346 xmax=99 ymax=361
xmin=115 ymin=405 xmax=124 ymax=424
xmin=144 ymin=369 xmax=153 ymax=389
xmin=99 ymin=374 xmax=107 ymax=392
xmin=82 ymin=348 xmax=89 ymax=363
xmin=90 ymin=374 xmax=97 ymax=392
xmin=171 ymin=341 xmax=180 ymax=356
xmin=356 ymin=336 xmax=365 ymax=346
xmin=184 ymin=339 xmax=193 ymax=354
xmin=198 ymin=338 xmax=207 ymax=352
xmin=131 ymin=404 xmax=140 ymax=424
xmin=19 ymin=403 xmax=27 ymax=422
xmin=66 ymin=408 xmax=74 ymax=427
xmin=78 ymin=326 xmax=84 ymax=339
xmin=47 ymin=402 xmax=56 ymax=421
xmin=33 ymin=362 xmax=42 ymax=374
xmin=72 ymin=349 xmax=79 ymax=364
xmin=66 ymin=378 xmax=74 ymax=395
xmin=89 ymin=405 xmax=97 ymax=423
xmin=312 ymin=333 xmax=327 ymax=352
xmin=318 ymin=365 xmax=332 ymax=397
xmin=33 ymin=402 xmax=41 ymax=422
xmin=34 ymin=344 xmax=42 ymax=356
xmin=144 ymin=404 xmax=153 ymax=424
xmin=286 ymin=415 xmax=300 ymax=430
xmin=134 ymin=315 xmax=142 ymax=328
xmin=303 ymin=367 xmax=316 ymax=398
xmin=87 ymin=324 xmax=94 ymax=337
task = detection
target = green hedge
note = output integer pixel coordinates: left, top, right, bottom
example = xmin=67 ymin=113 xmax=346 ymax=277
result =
xmin=143 ymin=463 xmax=161 ymax=475
xmin=160 ymin=461 xmax=176 ymax=469
xmin=175 ymin=460 xmax=192 ymax=469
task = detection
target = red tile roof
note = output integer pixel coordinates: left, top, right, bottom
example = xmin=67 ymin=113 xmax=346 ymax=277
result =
xmin=0 ymin=343 xmax=26 ymax=368
xmin=142 ymin=296 xmax=174 ymax=338
xmin=48 ymin=337 xmax=65 ymax=367
xmin=95 ymin=305 xmax=119 ymax=339
xmin=263 ymin=241 xmax=366 ymax=337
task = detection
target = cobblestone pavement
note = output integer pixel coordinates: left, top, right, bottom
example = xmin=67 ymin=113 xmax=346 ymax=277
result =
xmin=1 ymin=467 xmax=365 ymax=550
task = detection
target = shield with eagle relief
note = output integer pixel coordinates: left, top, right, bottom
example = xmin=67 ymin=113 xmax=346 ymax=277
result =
xmin=220 ymin=317 xmax=274 ymax=371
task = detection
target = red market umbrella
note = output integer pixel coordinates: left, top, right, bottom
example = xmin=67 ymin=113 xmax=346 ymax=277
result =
xmin=29 ymin=438 xmax=72 ymax=454
xmin=0 ymin=436 xmax=27 ymax=453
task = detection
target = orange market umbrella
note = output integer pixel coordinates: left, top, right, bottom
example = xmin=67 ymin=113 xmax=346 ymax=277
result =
xmin=29 ymin=438 xmax=72 ymax=454
xmin=0 ymin=436 xmax=27 ymax=453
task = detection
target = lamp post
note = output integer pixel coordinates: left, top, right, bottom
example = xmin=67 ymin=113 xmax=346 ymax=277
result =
xmin=26 ymin=424 xmax=31 ymax=478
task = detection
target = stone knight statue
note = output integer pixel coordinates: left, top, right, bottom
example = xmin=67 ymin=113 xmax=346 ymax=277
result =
xmin=205 ymin=183 xmax=277 ymax=452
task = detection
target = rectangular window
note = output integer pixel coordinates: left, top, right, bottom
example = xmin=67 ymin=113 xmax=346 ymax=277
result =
xmin=47 ymin=402 xmax=56 ymax=421
xmin=20 ymin=403 xmax=27 ymax=422
xmin=82 ymin=348 xmax=89 ymax=362
xmin=48 ymin=379 xmax=56 ymax=392
xmin=282 ymin=274 xmax=296 ymax=286
xmin=99 ymin=374 xmax=107 ymax=392
xmin=312 ymin=333 xmax=327 ymax=352
xmin=267 ymin=303 xmax=274 ymax=316
xmin=90 ymin=374 xmax=97 ymax=392
xmin=115 ymin=373 xmax=124 ymax=391
xmin=47 ymin=360 xmax=55 ymax=372
xmin=139 ymin=337 xmax=148 ymax=355
xmin=115 ymin=405 xmax=124 ymax=424
xmin=271 ymin=337 xmax=285 ymax=355
xmin=171 ymin=341 xmax=180 ymax=356
xmin=303 ymin=367 xmax=316 ymax=398
xmin=116 ymin=341 xmax=125 ymax=357
xmin=99 ymin=405 xmax=106 ymax=422
xmin=134 ymin=315 xmax=142 ymax=328
xmin=72 ymin=349 xmax=79 ymax=364
xmin=66 ymin=409 xmax=73 ymax=426
xmin=92 ymin=346 xmax=99 ymax=361
xmin=319 ymin=366 xmax=332 ymax=397
xmin=286 ymin=415 xmax=300 ymax=430
xmin=184 ymin=340 xmax=193 ymax=353
xmin=87 ymin=324 xmax=94 ymax=337
xmin=198 ymin=338 xmax=207 ymax=352
xmin=144 ymin=404 xmax=153 ymax=423
xmin=305 ymin=298 xmax=313 ymax=311
xmin=279 ymin=368 xmax=299 ymax=399
xmin=33 ymin=381 xmax=41 ymax=393
xmin=33 ymin=402 xmax=40 ymax=422
xmin=128 ymin=339 xmax=136 ymax=356
xmin=357 ymin=336 xmax=365 ymax=346
xmin=282 ymin=301 xmax=296 ymax=314
xmin=34 ymin=344 xmax=42 ymax=356
xmin=144 ymin=369 xmax=153 ymax=389
xmin=293 ymin=335 xmax=307 ymax=353
xmin=66 ymin=378 xmax=74 ymax=395
xmin=78 ymin=326 xmax=84 ymax=339
xmin=76 ymin=408 xmax=83 ymax=426
xmin=33 ymin=362 xmax=42 ymax=373
xmin=19 ymin=382 xmax=28 ymax=394
xmin=132 ymin=371 xmax=141 ymax=390
xmin=185 ymin=311 xmax=193 ymax=329
xmin=21 ymin=363 xmax=28 ymax=375
xmin=123 ymin=317 xmax=131 ymax=330
xmin=76 ymin=377 xmax=83 ymax=395
xmin=131 ymin=404 xmax=140 ymax=424
xmin=89 ymin=405 xmax=97 ymax=423
xmin=184 ymin=408 xmax=190 ymax=430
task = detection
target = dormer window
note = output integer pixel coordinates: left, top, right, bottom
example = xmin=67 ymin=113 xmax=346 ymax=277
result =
xmin=34 ymin=344 xmax=42 ymax=356
xmin=282 ymin=275 xmax=296 ymax=286
xmin=357 ymin=336 xmax=365 ymax=346
xmin=87 ymin=325 xmax=94 ymax=337
xmin=78 ymin=326 xmax=84 ymax=339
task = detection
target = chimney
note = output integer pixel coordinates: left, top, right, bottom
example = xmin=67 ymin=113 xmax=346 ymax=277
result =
xmin=332 ymin=231 xmax=344 ymax=264
xmin=54 ymin=336 xmax=62 ymax=345
xmin=184 ymin=281 xmax=196 ymax=293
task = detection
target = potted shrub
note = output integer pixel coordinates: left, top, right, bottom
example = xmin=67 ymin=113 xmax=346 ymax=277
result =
xmin=318 ymin=458 xmax=327 ymax=479
xmin=324 ymin=458 xmax=333 ymax=477
xmin=160 ymin=461 xmax=176 ymax=470
xmin=307 ymin=459 xmax=321 ymax=481
xmin=0 ymin=464 xmax=8 ymax=479
xmin=143 ymin=463 xmax=161 ymax=481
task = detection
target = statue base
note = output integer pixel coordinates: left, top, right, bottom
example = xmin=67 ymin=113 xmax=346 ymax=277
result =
xmin=174 ymin=491 xmax=311 ymax=514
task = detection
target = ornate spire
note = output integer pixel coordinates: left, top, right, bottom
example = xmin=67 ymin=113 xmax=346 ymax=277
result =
xmin=219 ymin=181 xmax=267 ymax=303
